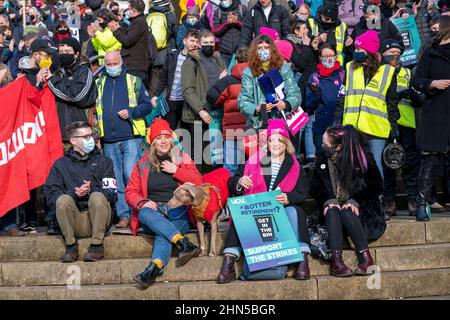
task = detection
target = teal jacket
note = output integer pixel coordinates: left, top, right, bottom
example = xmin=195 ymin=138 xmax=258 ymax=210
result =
xmin=238 ymin=63 xmax=302 ymax=126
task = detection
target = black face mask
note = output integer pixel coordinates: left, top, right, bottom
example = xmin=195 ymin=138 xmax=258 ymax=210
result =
xmin=59 ymin=53 xmax=75 ymax=67
xmin=322 ymin=144 xmax=338 ymax=158
xmin=29 ymin=15 xmax=36 ymax=21
xmin=99 ymin=22 xmax=107 ymax=29
xmin=430 ymin=31 xmax=439 ymax=38
xmin=201 ymin=45 xmax=214 ymax=57
xmin=57 ymin=29 xmax=69 ymax=35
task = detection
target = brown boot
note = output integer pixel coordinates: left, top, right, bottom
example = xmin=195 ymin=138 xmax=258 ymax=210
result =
xmin=408 ymin=200 xmax=417 ymax=216
xmin=115 ymin=218 xmax=129 ymax=228
xmin=384 ymin=199 xmax=396 ymax=219
xmin=331 ymin=250 xmax=354 ymax=277
xmin=294 ymin=252 xmax=310 ymax=280
xmin=217 ymin=254 xmax=237 ymax=284
xmin=354 ymin=249 xmax=375 ymax=276
xmin=1 ymin=227 xmax=26 ymax=237
xmin=62 ymin=244 xmax=78 ymax=263
xmin=84 ymin=244 xmax=104 ymax=262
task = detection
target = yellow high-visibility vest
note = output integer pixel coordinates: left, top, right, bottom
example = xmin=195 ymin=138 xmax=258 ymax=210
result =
xmin=308 ymin=18 xmax=347 ymax=65
xmin=343 ymin=62 xmax=396 ymax=138
xmin=396 ymin=67 xmax=416 ymax=129
xmin=96 ymin=74 xmax=146 ymax=137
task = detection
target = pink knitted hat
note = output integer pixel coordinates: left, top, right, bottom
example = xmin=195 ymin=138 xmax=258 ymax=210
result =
xmin=354 ymin=30 xmax=380 ymax=55
xmin=267 ymin=119 xmax=290 ymax=140
xmin=259 ymin=27 xmax=279 ymax=41
xmin=275 ymin=40 xmax=293 ymax=61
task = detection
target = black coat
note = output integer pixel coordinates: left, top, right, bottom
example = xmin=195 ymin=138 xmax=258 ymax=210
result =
xmin=113 ymin=14 xmax=151 ymax=72
xmin=213 ymin=0 xmax=247 ymax=56
xmin=239 ymin=0 xmax=291 ymax=47
xmin=310 ymin=151 xmax=386 ymax=241
xmin=228 ymin=154 xmax=310 ymax=206
xmin=47 ymin=62 xmax=97 ymax=142
xmin=412 ymin=42 xmax=450 ymax=153
xmin=44 ymin=148 xmax=118 ymax=211
xmin=153 ymin=48 xmax=181 ymax=98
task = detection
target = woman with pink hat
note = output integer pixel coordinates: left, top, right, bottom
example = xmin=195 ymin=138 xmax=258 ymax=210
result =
xmin=217 ymin=119 xmax=311 ymax=283
xmin=342 ymin=29 xmax=400 ymax=179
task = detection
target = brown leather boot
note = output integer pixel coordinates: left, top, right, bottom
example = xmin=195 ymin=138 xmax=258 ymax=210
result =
xmin=84 ymin=244 xmax=104 ymax=262
xmin=62 ymin=243 xmax=78 ymax=263
xmin=331 ymin=250 xmax=354 ymax=277
xmin=217 ymin=254 xmax=237 ymax=284
xmin=294 ymin=252 xmax=310 ymax=280
xmin=354 ymin=249 xmax=375 ymax=276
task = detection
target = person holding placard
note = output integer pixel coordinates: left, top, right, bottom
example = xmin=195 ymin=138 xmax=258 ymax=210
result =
xmin=217 ymin=119 xmax=311 ymax=283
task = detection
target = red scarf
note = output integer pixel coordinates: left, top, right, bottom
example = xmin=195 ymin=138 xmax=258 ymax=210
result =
xmin=317 ymin=61 xmax=341 ymax=77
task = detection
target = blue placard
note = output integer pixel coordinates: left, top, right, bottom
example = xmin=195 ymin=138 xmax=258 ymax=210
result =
xmin=392 ymin=16 xmax=422 ymax=66
xmin=228 ymin=190 xmax=303 ymax=272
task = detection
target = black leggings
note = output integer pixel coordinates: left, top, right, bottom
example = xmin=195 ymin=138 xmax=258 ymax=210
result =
xmin=224 ymin=206 xmax=310 ymax=249
xmin=325 ymin=207 xmax=368 ymax=251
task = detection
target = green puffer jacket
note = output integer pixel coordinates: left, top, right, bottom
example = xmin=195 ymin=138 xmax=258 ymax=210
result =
xmin=181 ymin=51 xmax=225 ymax=124
xmin=238 ymin=63 xmax=302 ymax=128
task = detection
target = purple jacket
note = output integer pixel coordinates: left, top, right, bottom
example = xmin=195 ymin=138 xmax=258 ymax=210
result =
xmin=338 ymin=0 xmax=365 ymax=31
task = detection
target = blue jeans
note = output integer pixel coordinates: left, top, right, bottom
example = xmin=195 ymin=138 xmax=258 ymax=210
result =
xmin=138 ymin=206 xmax=191 ymax=267
xmin=104 ymin=138 xmax=143 ymax=220
xmin=368 ymin=138 xmax=386 ymax=180
xmin=0 ymin=210 xmax=18 ymax=232
xmin=223 ymin=139 xmax=244 ymax=176
xmin=224 ymin=206 xmax=311 ymax=259
xmin=298 ymin=115 xmax=316 ymax=160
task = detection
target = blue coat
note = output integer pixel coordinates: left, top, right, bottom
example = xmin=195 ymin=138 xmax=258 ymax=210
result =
xmin=305 ymin=67 xmax=345 ymax=134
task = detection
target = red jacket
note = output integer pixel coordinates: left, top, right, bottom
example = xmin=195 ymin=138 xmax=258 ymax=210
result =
xmin=125 ymin=149 xmax=202 ymax=235
xmin=206 ymin=63 xmax=248 ymax=140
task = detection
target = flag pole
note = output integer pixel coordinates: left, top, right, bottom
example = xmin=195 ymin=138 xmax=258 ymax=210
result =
xmin=23 ymin=0 xmax=26 ymax=30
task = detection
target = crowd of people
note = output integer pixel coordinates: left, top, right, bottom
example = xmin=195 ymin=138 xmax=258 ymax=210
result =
xmin=0 ymin=0 xmax=450 ymax=287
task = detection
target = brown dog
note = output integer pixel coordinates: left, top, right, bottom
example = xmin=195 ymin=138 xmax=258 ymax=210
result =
xmin=167 ymin=182 xmax=222 ymax=257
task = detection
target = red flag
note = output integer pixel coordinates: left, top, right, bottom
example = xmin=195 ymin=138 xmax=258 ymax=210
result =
xmin=0 ymin=78 xmax=63 ymax=217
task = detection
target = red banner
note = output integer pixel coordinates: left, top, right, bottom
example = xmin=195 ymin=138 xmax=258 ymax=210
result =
xmin=0 ymin=78 xmax=63 ymax=217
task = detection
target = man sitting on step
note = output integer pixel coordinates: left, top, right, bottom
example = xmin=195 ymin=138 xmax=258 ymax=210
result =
xmin=44 ymin=121 xmax=118 ymax=263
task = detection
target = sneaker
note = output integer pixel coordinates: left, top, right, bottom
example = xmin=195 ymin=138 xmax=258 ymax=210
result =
xmin=19 ymin=223 xmax=37 ymax=233
xmin=1 ymin=227 xmax=26 ymax=237
xmin=429 ymin=202 xmax=446 ymax=213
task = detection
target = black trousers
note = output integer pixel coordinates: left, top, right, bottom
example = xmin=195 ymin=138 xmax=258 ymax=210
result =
xmin=383 ymin=126 xmax=419 ymax=202
xmin=180 ymin=120 xmax=213 ymax=174
xmin=164 ymin=100 xmax=183 ymax=130
xmin=224 ymin=206 xmax=310 ymax=249
xmin=325 ymin=207 xmax=368 ymax=252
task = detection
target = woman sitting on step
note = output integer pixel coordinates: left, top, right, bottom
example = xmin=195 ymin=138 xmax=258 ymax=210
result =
xmin=217 ymin=119 xmax=311 ymax=283
xmin=310 ymin=125 xmax=385 ymax=277
xmin=125 ymin=119 xmax=203 ymax=288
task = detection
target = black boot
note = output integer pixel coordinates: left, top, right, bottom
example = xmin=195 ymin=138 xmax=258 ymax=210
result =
xmin=133 ymin=262 xmax=161 ymax=288
xmin=175 ymin=237 xmax=200 ymax=267
xmin=416 ymin=154 xmax=438 ymax=221
xmin=47 ymin=220 xmax=61 ymax=235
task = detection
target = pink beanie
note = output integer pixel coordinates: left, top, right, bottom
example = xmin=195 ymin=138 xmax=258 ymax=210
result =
xmin=187 ymin=0 xmax=196 ymax=8
xmin=259 ymin=27 xmax=279 ymax=41
xmin=275 ymin=40 xmax=293 ymax=61
xmin=354 ymin=30 xmax=380 ymax=55
xmin=267 ymin=119 xmax=290 ymax=140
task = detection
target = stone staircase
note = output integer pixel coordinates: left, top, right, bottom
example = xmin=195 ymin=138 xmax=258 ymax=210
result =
xmin=1 ymin=212 xmax=450 ymax=300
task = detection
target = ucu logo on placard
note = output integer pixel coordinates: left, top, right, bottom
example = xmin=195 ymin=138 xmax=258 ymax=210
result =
xmin=102 ymin=178 xmax=117 ymax=190
xmin=230 ymin=198 xmax=246 ymax=205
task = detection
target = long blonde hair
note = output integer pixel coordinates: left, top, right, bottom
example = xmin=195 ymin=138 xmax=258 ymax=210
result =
xmin=268 ymin=135 xmax=296 ymax=156
xmin=148 ymin=139 xmax=179 ymax=172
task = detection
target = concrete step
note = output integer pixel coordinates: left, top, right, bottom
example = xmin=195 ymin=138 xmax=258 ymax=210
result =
xmin=1 ymin=268 xmax=449 ymax=300
xmin=2 ymin=242 xmax=450 ymax=286
xmin=1 ymin=217 xmax=450 ymax=263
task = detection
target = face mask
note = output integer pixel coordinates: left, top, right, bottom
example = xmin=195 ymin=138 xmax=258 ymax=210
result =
xmin=79 ymin=0 xmax=85 ymax=4
xmin=57 ymin=29 xmax=69 ymax=35
xmin=383 ymin=54 xmax=400 ymax=67
xmin=106 ymin=65 xmax=122 ymax=77
xmin=297 ymin=14 xmax=308 ymax=22
xmin=186 ymin=18 xmax=198 ymax=26
xmin=353 ymin=51 xmax=368 ymax=63
xmin=430 ymin=30 xmax=439 ymax=38
xmin=322 ymin=144 xmax=338 ymax=158
xmin=81 ymin=137 xmax=95 ymax=154
xmin=99 ymin=22 xmax=107 ymax=29
xmin=221 ymin=0 xmax=232 ymax=8
xmin=60 ymin=15 xmax=68 ymax=21
xmin=59 ymin=54 xmax=75 ymax=67
xmin=321 ymin=56 xmax=336 ymax=69
xmin=29 ymin=15 xmax=36 ymax=21
xmin=257 ymin=48 xmax=270 ymax=62
xmin=201 ymin=45 xmax=214 ymax=57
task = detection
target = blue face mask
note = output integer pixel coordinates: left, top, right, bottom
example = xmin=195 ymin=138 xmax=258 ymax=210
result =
xmin=186 ymin=18 xmax=198 ymax=26
xmin=79 ymin=0 xmax=85 ymax=4
xmin=354 ymin=51 xmax=368 ymax=63
xmin=221 ymin=0 xmax=232 ymax=9
xmin=257 ymin=48 xmax=270 ymax=62
xmin=82 ymin=137 xmax=95 ymax=154
xmin=106 ymin=65 xmax=122 ymax=77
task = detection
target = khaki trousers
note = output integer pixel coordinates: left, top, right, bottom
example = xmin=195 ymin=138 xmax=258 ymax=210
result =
xmin=56 ymin=192 xmax=111 ymax=246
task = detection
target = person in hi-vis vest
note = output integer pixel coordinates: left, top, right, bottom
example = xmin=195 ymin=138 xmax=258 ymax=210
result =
xmin=342 ymin=30 xmax=400 ymax=180
xmin=380 ymin=39 xmax=420 ymax=220
xmin=307 ymin=2 xmax=353 ymax=65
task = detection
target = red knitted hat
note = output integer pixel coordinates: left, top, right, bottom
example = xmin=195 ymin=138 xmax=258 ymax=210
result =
xmin=147 ymin=119 xmax=173 ymax=144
